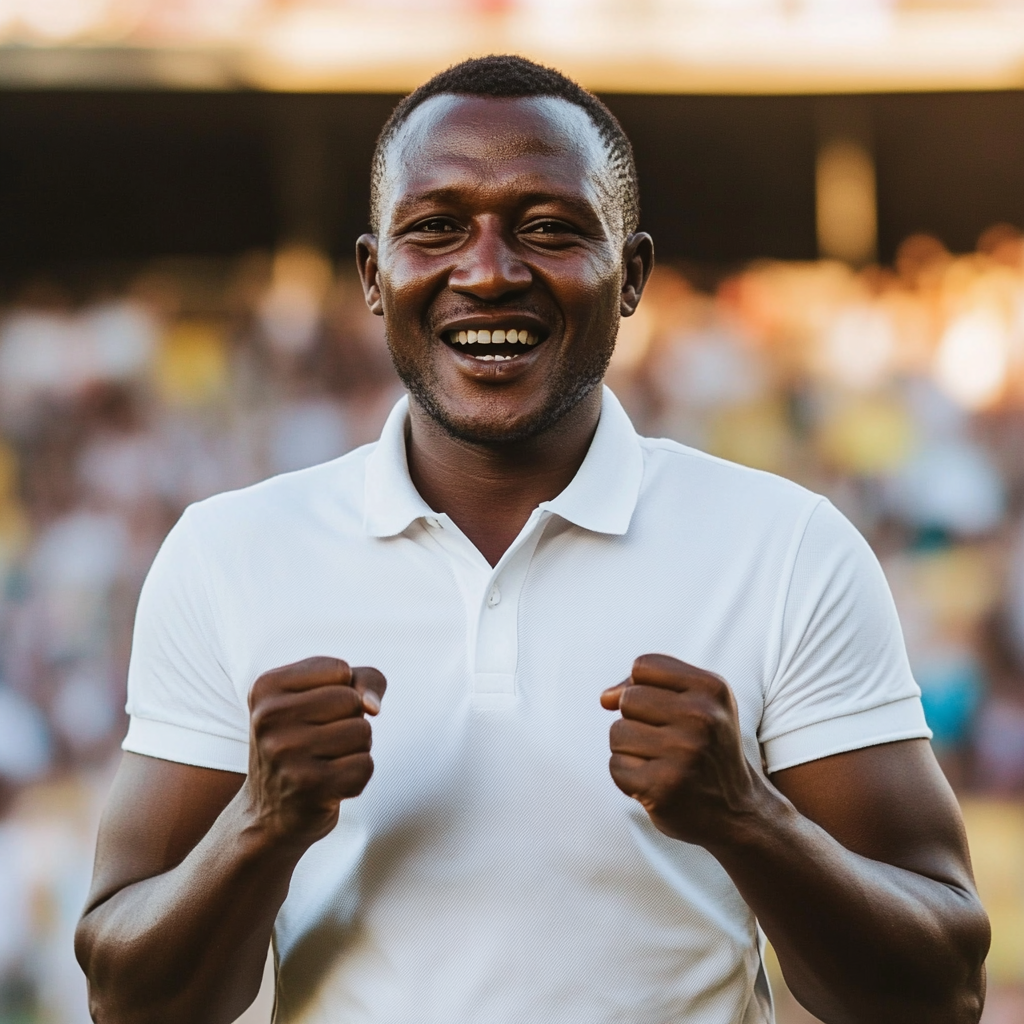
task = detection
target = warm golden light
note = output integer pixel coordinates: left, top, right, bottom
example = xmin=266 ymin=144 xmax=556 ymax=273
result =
xmin=4 ymin=1 xmax=1024 ymax=93
xmin=816 ymin=139 xmax=878 ymax=265
xmin=935 ymin=307 xmax=1011 ymax=409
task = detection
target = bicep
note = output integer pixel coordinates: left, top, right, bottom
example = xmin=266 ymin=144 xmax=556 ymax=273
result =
xmin=86 ymin=752 xmax=245 ymax=913
xmin=771 ymin=739 xmax=976 ymax=890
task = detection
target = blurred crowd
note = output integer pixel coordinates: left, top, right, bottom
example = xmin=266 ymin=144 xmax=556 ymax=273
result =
xmin=3 ymin=229 xmax=1024 ymax=1019
xmin=0 ymin=246 xmax=402 ymax=1022
xmin=610 ymin=225 xmax=1024 ymax=796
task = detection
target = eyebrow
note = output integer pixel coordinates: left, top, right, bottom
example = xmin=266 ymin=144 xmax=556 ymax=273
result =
xmin=390 ymin=185 xmax=607 ymax=224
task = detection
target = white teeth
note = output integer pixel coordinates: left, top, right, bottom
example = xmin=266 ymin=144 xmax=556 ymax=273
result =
xmin=448 ymin=328 xmax=540 ymax=347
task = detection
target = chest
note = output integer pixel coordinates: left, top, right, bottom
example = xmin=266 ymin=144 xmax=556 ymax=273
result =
xmin=222 ymin=522 xmax=779 ymax=796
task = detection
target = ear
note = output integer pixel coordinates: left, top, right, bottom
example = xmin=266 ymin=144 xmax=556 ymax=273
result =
xmin=356 ymin=234 xmax=384 ymax=317
xmin=620 ymin=232 xmax=655 ymax=317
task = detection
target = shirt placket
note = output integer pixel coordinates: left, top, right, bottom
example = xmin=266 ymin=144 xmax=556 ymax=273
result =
xmin=421 ymin=509 xmax=548 ymax=701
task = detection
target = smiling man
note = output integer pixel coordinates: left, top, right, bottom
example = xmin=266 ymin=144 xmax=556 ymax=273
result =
xmin=77 ymin=57 xmax=988 ymax=1024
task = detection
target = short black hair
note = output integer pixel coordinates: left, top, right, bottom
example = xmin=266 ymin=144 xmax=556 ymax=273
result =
xmin=370 ymin=54 xmax=639 ymax=235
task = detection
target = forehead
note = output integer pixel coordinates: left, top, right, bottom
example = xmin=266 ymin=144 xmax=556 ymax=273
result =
xmin=380 ymin=94 xmax=614 ymax=222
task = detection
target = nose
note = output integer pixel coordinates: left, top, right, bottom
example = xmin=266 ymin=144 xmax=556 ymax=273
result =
xmin=448 ymin=217 xmax=532 ymax=301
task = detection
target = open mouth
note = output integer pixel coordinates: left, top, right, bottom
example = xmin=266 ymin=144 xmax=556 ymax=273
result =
xmin=443 ymin=328 xmax=543 ymax=362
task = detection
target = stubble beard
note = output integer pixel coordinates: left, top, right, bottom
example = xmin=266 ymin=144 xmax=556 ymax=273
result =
xmin=385 ymin=328 xmax=617 ymax=446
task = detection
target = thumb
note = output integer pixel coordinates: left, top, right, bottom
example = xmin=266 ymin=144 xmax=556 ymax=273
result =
xmin=600 ymin=679 xmax=631 ymax=711
xmin=351 ymin=666 xmax=387 ymax=716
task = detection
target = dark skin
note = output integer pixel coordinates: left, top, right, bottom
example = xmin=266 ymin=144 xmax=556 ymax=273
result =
xmin=76 ymin=95 xmax=989 ymax=1024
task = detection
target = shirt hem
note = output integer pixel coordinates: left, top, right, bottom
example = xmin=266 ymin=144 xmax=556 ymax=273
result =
xmin=122 ymin=715 xmax=249 ymax=774
xmin=762 ymin=696 xmax=932 ymax=773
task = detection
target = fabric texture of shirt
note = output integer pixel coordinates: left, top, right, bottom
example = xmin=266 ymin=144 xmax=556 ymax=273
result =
xmin=123 ymin=387 xmax=930 ymax=1024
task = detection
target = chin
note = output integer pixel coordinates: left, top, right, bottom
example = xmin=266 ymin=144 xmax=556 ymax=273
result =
xmin=410 ymin=383 xmax=591 ymax=446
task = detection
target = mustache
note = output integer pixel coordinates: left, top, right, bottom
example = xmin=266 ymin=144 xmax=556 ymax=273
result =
xmin=427 ymin=302 xmax=553 ymax=331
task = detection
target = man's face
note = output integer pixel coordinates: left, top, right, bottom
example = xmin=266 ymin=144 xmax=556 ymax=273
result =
xmin=358 ymin=94 xmax=651 ymax=444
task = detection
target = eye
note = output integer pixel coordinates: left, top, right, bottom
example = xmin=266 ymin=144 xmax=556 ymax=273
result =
xmin=414 ymin=218 xmax=459 ymax=233
xmin=524 ymin=219 xmax=570 ymax=235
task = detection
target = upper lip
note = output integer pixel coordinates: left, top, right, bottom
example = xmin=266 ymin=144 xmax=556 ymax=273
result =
xmin=437 ymin=314 xmax=550 ymax=339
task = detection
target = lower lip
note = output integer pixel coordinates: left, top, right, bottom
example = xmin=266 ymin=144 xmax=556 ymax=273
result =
xmin=444 ymin=342 xmax=547 ymax=380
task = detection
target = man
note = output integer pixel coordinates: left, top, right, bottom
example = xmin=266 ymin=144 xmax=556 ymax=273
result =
xmin=76 ymin=56 xmax=989 ymax=1024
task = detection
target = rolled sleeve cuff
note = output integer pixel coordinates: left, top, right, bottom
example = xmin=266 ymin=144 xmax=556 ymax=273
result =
xmin=122 ymin=716 xmax=249 ymax=774
xmin=762 ymin=696 xmax=932 ymax=774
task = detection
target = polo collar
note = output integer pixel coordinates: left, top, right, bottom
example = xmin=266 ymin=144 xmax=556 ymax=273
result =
xmin=363 ymin=386 xmax=644 ymax=539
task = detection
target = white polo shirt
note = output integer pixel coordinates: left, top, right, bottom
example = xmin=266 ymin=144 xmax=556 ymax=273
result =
xmin=123 ymin=387 xmax=930 ymax=1024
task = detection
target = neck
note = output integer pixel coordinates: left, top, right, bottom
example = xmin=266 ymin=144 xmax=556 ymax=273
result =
xmin=405 ymin=390 xmax=603 ymax=567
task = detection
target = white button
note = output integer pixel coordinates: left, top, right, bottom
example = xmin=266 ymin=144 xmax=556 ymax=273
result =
xmin=426 ymin=517 xmax=442 ymax=529
xmin=487 ymin=585 xmax=501 ymax=608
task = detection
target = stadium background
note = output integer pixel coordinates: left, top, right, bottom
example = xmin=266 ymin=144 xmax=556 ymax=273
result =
xmin=2 ymin=3 xmax=1024 ymax=1022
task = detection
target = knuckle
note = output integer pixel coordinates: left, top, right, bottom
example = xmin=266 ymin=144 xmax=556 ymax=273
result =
xmin=619 ymin=685 xmax=650 ymax=718
xmin=687 ymin=707 xmax=717 ymax=734
xmin=250 ymin=694 xmax=290 ymax=735
xmin=308 ymin=655 xmax=350 ymax=680
xmin=250 ymin=702 xmax=275 ymax=736
xmin=632 ymin=653 xmax=657 ymax=676
xmin=656 ymin=759 xmax=686 ymax=793
xmin=344 ymin=753 xmax=374 ymax=792
xmin=339 ymin=688 xmax=363 ymax=715
xmin=705 ymin=672 xmax=731 ymax=702
xmin=608 ymin=753 xmax=630 ymax=782
xmin=259 ymin=733 xmax=288 ymax=762
xmin=344 ymin=717 xmax=372 ymax=751
xmin=248 ymin=674 xmax=273 ymax=710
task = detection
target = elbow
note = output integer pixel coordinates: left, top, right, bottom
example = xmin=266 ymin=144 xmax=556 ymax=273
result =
xmin=946 ymin=894 xmax=991 ymax=1024
xmin=75 ymin=913 xmax=113 ymax=1024
xmin=74 ymin=912 xmax=156 ymax=1024
xmin=932 ymin=968 xmax=987 ymax=1024
xmin=954 ymin=914 xmax=991 ymax=1024
xmin=73 ymin=913 xmax=99 ymax=1010
xmin=75 ymin=912 xmax=126 ymax=1024
xmin=74 ymin=909 xmax=263 ymax=1024
xmin=918 ymin=898 xmax=990 ymax=1024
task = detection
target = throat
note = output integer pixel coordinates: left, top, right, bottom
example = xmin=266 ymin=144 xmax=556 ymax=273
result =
xmin=404 ymin=388 xmax=602 ymax=566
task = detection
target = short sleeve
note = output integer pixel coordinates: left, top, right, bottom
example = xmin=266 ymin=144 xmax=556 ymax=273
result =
xmin=759 ymin=499 xmax=931 ymax=773
xmin=122 ymin=505 xmax=249 ymax=773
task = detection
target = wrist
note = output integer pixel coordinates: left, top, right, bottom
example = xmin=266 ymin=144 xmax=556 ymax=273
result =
xmin=705 ymin=771 xmax=799 ymax=860
xmin=230 ymin=782 xmax=317 ymax=863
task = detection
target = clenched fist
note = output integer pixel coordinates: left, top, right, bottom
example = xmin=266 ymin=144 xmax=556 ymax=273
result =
xmin=601 ymin=654 xmax=765 ymax=848
xmin=243 ymin=656 xmax=387 ymax=848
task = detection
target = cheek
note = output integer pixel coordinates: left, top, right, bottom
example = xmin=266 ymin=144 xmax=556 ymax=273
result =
xmin=561 ymin=250 xmax=622 ymax=305
xmin=376 ymin=247 xmax=446 ymax=306
xmin=571 ymin=269 xmax=624 ymax=331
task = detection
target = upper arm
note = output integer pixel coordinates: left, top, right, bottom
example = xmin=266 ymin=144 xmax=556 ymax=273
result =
xmin=772 ymin=738 xmax=976 ymax=891
xmin=84 ymin=752 xmax=245 ymax=915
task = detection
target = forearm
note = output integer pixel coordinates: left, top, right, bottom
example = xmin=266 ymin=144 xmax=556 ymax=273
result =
xmin=76 ymin=794 xmax=303 ymax=1024
xmin=709 ymin=785 xmax=989 ymax=1024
